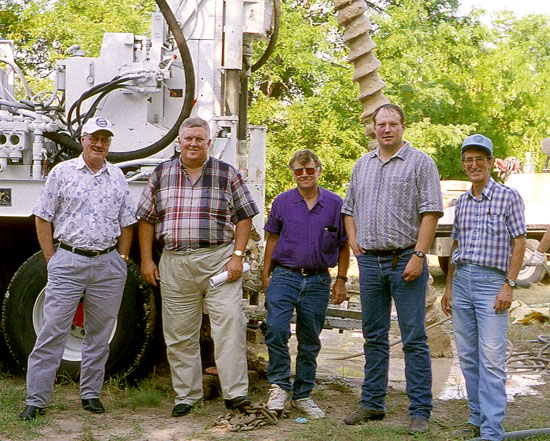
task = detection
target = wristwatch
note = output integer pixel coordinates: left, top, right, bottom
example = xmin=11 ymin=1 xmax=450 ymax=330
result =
xmin=336 ymin=275 xmax=348 ymax=282
xmin=412 ymin=250 xmax=426 ymax=259
xmin=120 ymin=254 xmax=129 ymax=262
xmin=233 ymin=249 xmax=244 ymax=257
xmin=504 ymin=278 xmax=517 ymax=288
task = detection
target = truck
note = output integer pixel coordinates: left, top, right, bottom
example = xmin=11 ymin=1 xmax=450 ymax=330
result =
xmin=431 ymin=156 xmax=550 ymax=288
xmin=0 ymin=0 xmax=385 ymax=378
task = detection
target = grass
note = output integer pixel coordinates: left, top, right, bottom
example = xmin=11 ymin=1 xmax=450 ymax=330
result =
xmin=0 ymin=264 xmax=548 ymax=440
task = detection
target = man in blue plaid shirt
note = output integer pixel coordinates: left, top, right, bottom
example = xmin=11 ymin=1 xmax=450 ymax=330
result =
xmin=441 ymin=134 xmax=526 ymax=441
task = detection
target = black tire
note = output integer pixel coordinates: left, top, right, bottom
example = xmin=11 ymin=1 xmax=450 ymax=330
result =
xmin=517 ymin=239 xmax=547 ymax=288
xmin=438 ymin=256 xmax=450 ymax=274
xmin=1 ymin=251 xmax=156 ymax=379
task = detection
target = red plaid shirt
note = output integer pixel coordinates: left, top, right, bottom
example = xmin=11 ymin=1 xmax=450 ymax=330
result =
xmin=137 ymin=156 xmax=259 ymax=250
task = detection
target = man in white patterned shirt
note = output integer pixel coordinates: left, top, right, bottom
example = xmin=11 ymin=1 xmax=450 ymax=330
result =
xmin=19 ymin=117 xmax=136 ymax=421
xmin=342 ymin=104 xmax=443 ymax=434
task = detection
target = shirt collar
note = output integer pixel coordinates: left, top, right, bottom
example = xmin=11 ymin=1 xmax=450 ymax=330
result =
xmin=76 ymin=154 xmax=109 ymax=174
xmin=467 ymin=177 xmax=496 ymax=201
xmin=372 ymin=141 xmax=410 ymax=161
xmin=180 ymin=155 xmax=210 ymax=173
xmin=291 ymin=186 xmax=325 ymax=207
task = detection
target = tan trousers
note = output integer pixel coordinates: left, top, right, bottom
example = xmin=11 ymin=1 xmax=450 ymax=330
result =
xmin=159 ymin=243 xmax=248 ymax=405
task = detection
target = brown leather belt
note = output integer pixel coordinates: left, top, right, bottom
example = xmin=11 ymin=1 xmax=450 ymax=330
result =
xmin=278 ymin=264 xmax=329 ymax=277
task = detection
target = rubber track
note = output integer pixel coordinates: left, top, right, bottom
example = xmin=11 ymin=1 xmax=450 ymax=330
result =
xmin=333 ymin=0 xmax=389 ymax=139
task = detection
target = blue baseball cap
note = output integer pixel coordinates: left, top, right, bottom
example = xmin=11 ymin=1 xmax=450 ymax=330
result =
xmin=461 ymin=134 xmax=493 ymax=156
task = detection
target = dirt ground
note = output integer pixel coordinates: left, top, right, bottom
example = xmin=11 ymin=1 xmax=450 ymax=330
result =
xmin=1 ymin=365 xmax=549 ymax=441
xmin=1 ymin=265 xmax=549 ymax=441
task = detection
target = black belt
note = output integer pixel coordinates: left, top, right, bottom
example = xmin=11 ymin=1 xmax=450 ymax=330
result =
xmin=59 ymin=243 xmax=117 ymax=257
xmin=278 ymin=264 xmax=329 ymax=277
xmin=364 ymin=245 xmax=414 ymax=256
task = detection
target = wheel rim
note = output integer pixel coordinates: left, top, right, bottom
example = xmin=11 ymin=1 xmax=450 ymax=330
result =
xmin=32 ymin=288 xmax=117 ymax=362
xmin=519 ymin=247 xmax=537 ymax=281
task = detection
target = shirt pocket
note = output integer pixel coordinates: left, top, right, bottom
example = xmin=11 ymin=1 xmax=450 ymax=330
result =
xmin=320 ymin=226 xmax=339 ymax=254
xmin=487 ymin=214 xmax=507 ymax=236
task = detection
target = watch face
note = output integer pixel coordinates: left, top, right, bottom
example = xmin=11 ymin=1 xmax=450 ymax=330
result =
xmin=506 ymin=279 xmax=516 ymax=287
xmin=233 ymin=250 xmax=243 ymax=257
xmin=413 ymin=251 xmax=425 ymax=258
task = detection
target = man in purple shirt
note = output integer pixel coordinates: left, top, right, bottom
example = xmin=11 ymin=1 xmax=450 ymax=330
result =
xmin=262 ymin=149 xmax=349 ymax=419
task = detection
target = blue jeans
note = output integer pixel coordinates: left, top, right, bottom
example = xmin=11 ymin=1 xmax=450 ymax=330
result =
xmin=357 ymin=250 xmax=432 ymax=419
xmin=452 ymin=264 xmax=508 ymax=441
xmin=265 ymin=266 xmax=331 ymax=399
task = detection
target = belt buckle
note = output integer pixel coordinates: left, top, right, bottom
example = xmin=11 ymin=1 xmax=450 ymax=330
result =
xmin=300 ymin=268 xmax=310 ymax=277
xmin=91 ymin=250 xmax=100 ymax=257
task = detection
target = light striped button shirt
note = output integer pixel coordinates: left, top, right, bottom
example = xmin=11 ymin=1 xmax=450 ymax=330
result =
xmin=342 ymin=142 xmax=443 ymax=250
xmin=451 ymin=177 xmax=526 ymax=273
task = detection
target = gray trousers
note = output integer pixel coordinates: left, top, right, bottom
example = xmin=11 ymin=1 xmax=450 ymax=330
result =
xmin=26 ymin=248 xmax=127 ymax=407
xmin=159 ymin=243 xmax=249 ymax=406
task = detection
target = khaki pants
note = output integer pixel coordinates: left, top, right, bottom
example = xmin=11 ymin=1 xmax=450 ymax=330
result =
xmin=159 ymin=243 xmax=248 ymax=405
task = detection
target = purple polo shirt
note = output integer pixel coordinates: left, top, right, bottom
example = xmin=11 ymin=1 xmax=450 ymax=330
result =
xmin=265 ymin=187 xmax=347 ymax=269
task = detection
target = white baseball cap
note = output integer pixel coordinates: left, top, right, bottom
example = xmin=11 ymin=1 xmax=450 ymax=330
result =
xmin=81 ymin=117 xmax=115 ymax=136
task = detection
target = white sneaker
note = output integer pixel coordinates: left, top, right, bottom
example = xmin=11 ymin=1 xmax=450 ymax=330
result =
xmin=292 ymin=397 xmax=325 ymax=419
xmin=266 ymin=384 xmax=290 ymax=411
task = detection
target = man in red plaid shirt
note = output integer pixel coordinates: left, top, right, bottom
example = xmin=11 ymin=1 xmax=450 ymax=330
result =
xmin=137 ymin=117 xmax=259 ymax=418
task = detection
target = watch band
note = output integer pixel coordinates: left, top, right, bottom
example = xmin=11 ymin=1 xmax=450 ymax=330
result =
xmin=336 ymin=275 xmax=348 ymax=282
xmin=412 ymin=250 xmax=425 ymax=259
xmin=504 ymin=278 xmax=516 ymax=288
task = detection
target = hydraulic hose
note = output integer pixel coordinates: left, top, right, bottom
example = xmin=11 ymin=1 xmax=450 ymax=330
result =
xmin=251 ymin=0 xmax=280 ymax=72
xmin=468 ymin=428 xmax=550 ymax=440
xmin=44 ymin=0 xmax=196 ymax=162
xmin=0 ymin=57 xmax=33 ymax=100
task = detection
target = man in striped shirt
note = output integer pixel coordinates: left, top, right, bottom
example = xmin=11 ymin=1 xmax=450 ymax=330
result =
xmin=441 ymin=134 xmax=526 ymax=441
xmin=136 ymin=117 xmax=259 ymax=417
xmin=342 ymin=104 xmax=443 ymax=434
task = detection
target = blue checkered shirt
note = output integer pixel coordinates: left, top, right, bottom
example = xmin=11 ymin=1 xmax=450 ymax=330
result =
xmin=342 ymin=142 xmax=443 ymax=249
xmin=451 ymin=178 xmax=526 ymax=273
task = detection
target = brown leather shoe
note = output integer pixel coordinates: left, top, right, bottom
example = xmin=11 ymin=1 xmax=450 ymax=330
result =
xmin=409 ymin=417 xmax=429 ymax=434
xmin=344 ymin=407 xmax=385 ymax=425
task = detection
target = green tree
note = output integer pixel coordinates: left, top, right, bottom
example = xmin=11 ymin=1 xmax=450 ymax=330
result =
xmin=1 ymin=0 xmax=156 ymax=76
xmin=249 ymin=0 xmax=366 ymax=204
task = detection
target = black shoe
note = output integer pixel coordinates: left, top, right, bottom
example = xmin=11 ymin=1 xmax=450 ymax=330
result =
xmin=172 ymin=403 xmax=193 ymax=417
xmin=224 ymin=395 xmax=251 ymax=410
xmin=81 ymin=398 xmax=105 ymax=414
xmin=344 ymin=407 xmax=385 ymax=425
xmin=18 ymin=405 xmax=46 ymax=421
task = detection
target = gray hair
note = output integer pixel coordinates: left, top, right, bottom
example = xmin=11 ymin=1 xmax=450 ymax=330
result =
xmin=179 ymin=117 xmax=211 ymax=139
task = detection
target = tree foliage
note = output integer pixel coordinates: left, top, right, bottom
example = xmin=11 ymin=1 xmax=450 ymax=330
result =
xmin=3 ymin=0 xmax=550 ymax=204
xmin=0 ymin=0 xmax=156 ymax=76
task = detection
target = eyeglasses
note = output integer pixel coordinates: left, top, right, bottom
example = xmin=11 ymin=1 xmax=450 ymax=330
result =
xmin=85 ymin=135 xmax=112 ymax=145
xmin=462 ymin=157 xmax=488 ymax=166
xmin=293 ymin=167 xmax=317 ymax=176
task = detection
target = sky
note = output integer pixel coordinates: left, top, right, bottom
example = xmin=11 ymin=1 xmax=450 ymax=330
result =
xmin=458 ymin=0 xmax=550 ymax=17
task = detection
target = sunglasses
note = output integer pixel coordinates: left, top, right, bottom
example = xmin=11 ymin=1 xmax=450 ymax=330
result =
xmin=293 ymin=167 xmax=317 ymax=176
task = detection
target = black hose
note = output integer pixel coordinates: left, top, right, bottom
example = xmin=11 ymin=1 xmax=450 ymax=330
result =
xmin=44 ymin=0 xmax=195 ymax=162
xmin=251 ymin=0 xmax=280 ymax=72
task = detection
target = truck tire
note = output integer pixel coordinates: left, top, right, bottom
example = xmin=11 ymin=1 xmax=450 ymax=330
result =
xmin=517 ymin=239 xmax=546 ymax=288
xmin=1 ymin=251 xmax=156 ymax=379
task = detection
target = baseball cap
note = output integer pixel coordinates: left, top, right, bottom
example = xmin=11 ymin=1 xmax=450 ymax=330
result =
xmin=461 ymin=134 xmax=493 ymax=156
xmin=81 ymin=117 xmax=114 ymax=136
